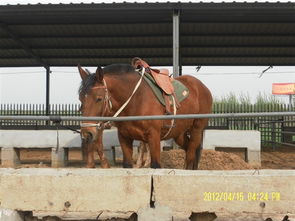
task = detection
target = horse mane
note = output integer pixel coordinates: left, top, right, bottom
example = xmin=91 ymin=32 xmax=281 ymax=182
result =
xmin=103 ymin=63 xmax=135 ymax=75
xmin=78 ymin=63 xmax=136 ymax=96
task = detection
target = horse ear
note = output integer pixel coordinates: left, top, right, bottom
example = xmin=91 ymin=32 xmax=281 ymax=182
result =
xmin=95 ymin=66 xmax=103 ymax=82
xmin=78 ymin=64 xmax=88 ymax=80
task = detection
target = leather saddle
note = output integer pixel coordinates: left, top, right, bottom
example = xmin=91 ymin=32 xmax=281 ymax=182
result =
xmin=131 ymin=57 xmax=179 ymax=113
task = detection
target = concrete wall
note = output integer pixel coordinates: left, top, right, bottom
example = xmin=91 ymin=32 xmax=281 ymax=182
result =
xmin=203 ymin=130 xmax=261 ymax=166
xmin=0 ymin=168 xmax=294 ymax=220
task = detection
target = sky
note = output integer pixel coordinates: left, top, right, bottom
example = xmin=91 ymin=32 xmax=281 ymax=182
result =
xmin=0 ymin=0 xmax=295 ymax=105
xmin=1 ymin=66 xmax=294 ymax=104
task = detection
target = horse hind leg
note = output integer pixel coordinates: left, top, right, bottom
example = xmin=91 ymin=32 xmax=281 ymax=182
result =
xmin=147 ymin=131 xmax=161 ymax=169
xmin=186 ymin=119 xmax=208 ymax=170
xmin=174 ymin=131 xmax=190 ymax=150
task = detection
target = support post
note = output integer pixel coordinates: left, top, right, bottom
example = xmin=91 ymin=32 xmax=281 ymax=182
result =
xmin=173 ymin=9 xmax=180 ymax=78
xmin=51 ymin=147 xmax=67 ymax=168
xmin=289 ymin=95 xmax=293 ymax=109
xmin=46 ymin=66 xmax=50 ymax=116
xmin=1 ymin=148 xmax=20 ymax=167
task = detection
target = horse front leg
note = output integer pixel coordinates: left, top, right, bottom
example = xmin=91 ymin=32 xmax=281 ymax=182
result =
xmin=81 ymin=139 xmax=88 ymax=163
xmin=85 ymin=142 xmax=96 ymax=168
xmin=134 ymin=141 xmax=145 ymax=168
xmin=118 ymin=132 xmax=134 ymax=168
xmin=142 ymin=142 xmax=151 ymax=168
xmin=135 ymin=142 xmax=151 ymax=168
xmin=96 ymin=129 xmax=110 ymax=169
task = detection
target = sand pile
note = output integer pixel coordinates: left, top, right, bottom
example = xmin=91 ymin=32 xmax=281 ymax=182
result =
xmin=161 ymin=149 xmax=253 ymax=170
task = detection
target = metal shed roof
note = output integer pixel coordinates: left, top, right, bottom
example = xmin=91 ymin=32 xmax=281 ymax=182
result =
xmin=1 ymin=2 xmax=295 ymax=67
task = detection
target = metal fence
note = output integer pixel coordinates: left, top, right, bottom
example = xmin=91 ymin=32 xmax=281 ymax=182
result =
xmin=0 ymin=103 xmax=80 ymax=129
xmin=1 ymin=103 xmax=294 ymax=147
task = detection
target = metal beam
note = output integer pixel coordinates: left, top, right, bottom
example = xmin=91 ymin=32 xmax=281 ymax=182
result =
xmin=6 ymin=55 xmax=293 ymax=60
xmin=173 ymin=9 xmax=180 ymax=77
xmin=1 ymin=112 xmax=295 ymax=122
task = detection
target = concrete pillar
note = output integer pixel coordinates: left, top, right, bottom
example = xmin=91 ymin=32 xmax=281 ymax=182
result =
xmin=51 ymin=147 xmax=67 ymax=168
xmin=104 ymin=149 xmax=115 ymax=166
xmin=247 ymin=150 xmax=261 ymax=166
xmin=0 ymin=208 xmax=23 ymax=221
xmin=137 ymin=205 xmax=172 ymax=221
xmin=1 ymin=148 xmax=20 ymax=167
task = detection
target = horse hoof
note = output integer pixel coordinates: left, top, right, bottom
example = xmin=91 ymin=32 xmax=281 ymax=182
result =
xmin=123 ymin=162 xmax=133 ymax=168
xmin=151 ymin=162 xmax=161 ymax=169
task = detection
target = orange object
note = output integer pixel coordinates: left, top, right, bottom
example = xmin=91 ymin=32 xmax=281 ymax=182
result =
xmin=272 ymin=83 xmax=295 ymax=95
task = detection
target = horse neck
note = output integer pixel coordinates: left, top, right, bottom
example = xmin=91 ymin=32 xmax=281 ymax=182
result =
xmin=105 ymin=73 xmax=139 ymax=115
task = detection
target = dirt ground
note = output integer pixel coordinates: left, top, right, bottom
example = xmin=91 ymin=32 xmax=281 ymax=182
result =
xmin=1 ymin=145 xmax=294 ymax=170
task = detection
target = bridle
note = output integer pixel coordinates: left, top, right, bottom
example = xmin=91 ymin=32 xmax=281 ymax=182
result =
xmin=80 ymin=67 xmax=145 ymax=130
xmin=80 ymin=78 xmax=112 ymax=130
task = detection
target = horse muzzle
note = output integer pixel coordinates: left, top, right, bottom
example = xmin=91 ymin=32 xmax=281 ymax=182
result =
xmin=81 ymin=128 xmax=98 ymax=143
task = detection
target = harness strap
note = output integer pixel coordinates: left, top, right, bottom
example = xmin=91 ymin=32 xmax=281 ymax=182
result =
xmin=161 ymin=95 xmax=177 ymax=139
xmin=112 ymin=67 xmax=145 ymax=118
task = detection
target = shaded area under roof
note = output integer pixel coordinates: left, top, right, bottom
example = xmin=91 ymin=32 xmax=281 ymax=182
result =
xmin=1 ymin=2 xmax=295 ymax=67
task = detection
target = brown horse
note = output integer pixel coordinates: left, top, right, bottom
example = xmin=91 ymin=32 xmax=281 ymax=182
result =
xmin=78 ymin=63 xmax=212 ymax=169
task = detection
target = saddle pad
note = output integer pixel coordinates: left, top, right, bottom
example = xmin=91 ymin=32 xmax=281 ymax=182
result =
xmin=143 ymin=73 xmax=189 ymax=106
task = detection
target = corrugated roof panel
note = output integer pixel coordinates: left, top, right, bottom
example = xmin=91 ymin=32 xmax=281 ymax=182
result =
xmin=182 ymin=23 xmax=295 ymax=35
xmin=0 ymin=39 xmax=20 ymax=48
xmin=23 ymin=36 xmax=172 ymax=48
xmin=44 ymin=57 xmax=172 ymax=67
xmin=181 ymin=36 xmax=295 ymax=47
xmin=8 ymin=23 xmax=172 ymax=37
xmin=1 ymin=2 xmax=295 ymax=66
xmin=0 ymin=49 xmax=30 ymax=58
xmin=0 ymin=58 xmax=40 ymax=67
xmin=182 ymin=47 xmax=295 ymax=57
xmin=33 ymin=48 xmax=172 ymax=58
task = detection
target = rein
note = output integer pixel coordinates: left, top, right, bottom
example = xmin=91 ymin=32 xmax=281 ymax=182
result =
xmin=80 ymin=67 xmax=145 ymax=129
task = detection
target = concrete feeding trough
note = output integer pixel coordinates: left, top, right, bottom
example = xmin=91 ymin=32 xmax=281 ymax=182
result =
xmin=202 ymin=130 xmax=261 ymax=166
xmin=0 ymin=168 xmax=294 ymax=221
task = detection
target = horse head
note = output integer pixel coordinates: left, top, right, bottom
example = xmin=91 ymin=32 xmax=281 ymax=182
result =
xmin=78 ymin=65 xmax=111 ymax=143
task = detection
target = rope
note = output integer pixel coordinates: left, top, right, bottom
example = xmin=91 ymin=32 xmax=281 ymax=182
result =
xmin=58 ymin=124 xmax=81 ymax=134
xmin=112 ymin=67 xmax=145 ymax=118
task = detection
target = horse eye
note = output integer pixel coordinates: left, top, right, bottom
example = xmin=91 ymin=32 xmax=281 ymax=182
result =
xmin=96 ymin=97 xmax=102 ymax=102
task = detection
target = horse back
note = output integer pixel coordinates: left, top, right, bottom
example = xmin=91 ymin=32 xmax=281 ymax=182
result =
xmin=175 ymin=75 xmax=213 ymax=114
